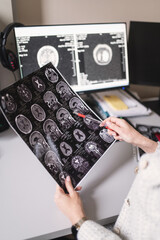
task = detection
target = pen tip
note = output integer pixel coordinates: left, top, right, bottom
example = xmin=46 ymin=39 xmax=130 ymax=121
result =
xmin=73 ymin=111 xmax=78 ymax=115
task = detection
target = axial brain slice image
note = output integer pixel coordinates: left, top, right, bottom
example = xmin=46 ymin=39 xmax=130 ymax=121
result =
xmin=31 ymin=104 xmax=46 ymax=122
xmin=1 ymin=93 xmax=17 ymax=113
xmin=32 ymin=76 xmax=46 ymax=92
xmin=93 ymin=44 xmax=112 ymax=65
xmin=99 ymin=128 xmax=114 ymax=143
xmin=37 ymin=45 xmax=59 ymax=68
xmin=45 ymin=67 xmax=59 ymax=83
xmin=17 ymin=84 xmax=32 ymax=102
xmin=71 ymin=156 xmax=89 ymax=174
xmin=15 ymin=114 xmax=32 ymax=134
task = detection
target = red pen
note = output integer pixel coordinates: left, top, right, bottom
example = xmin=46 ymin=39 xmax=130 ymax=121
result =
xmin=73 ymin=112 xmax=111 ymax=130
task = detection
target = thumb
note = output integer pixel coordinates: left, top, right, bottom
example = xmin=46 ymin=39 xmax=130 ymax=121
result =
xmin=65 ymin=176 xmax=75 ymax=196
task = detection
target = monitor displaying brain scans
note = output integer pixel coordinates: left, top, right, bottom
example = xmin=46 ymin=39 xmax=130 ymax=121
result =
xmin=0 ymin=63 xmax=115 ymax=190
xmin=14 ymin=23 xmax=129 ymax=93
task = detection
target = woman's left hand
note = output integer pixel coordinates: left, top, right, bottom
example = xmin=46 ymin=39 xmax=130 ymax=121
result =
xmin=54 ymin=176 xmax=86 ymax=225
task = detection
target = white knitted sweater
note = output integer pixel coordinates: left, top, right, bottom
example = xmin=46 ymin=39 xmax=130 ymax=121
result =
xmin=78 ymin=142 xmax=160 ymax=240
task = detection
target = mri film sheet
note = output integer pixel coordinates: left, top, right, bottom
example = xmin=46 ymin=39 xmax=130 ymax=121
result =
xmin=0 ymin=63 xmax=115 ymax=190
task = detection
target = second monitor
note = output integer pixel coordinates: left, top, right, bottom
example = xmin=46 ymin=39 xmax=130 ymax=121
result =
xmin=14 ymin=22 xmax=129 ymax=93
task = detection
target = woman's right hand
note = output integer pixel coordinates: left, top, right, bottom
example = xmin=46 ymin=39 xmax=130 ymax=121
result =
xmin=100 ymin=116 xmax=140 ymax=143
xmin=100 ymin=116 xmax=158 ymax=153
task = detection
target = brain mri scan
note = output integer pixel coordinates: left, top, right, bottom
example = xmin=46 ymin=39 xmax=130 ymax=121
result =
xmin=85 ymin=141 xmax=103 ymax=158
xmin=17 ymin=84 xmax=32 ymax=102
xmin=45 ymin=67 xmax=59 ymax=83
xmin=31 ymin=104 xmax=46 ymax=122
xmin=83 ymin=114 xmax=100 ymax=130
xmin=43 ymin=118 xmax=62 ymax=141
xmin=37 ymin=45 xmax=59 ymax=68
xmin=29 ymin=131 xmax=49 ymax=158
xmin=32 ymin=76 xmax=46 ymax=92
xmin=44 ymin=150 xmax=62 ymax=174
xmin=15 ymin=114 xmax=32 ymax=134
xmin=71 ymin=155 xmax=89 ymax=174
xmin=56 ymin=81 xmax=74 ymax=101
xmin=56 ymin=107 xmax=75 ymax=130
xmin=60 ymin=141 xmax=73 ymax=156
xmin=93 ymin=44 xmax=112 ymax=65
xmin=1 ymin=93 xmax=17 ymax=113
xmin=73 ymin=129 xmax=86 ymax=142
xmin=43 ymin=91 xmax=62 ymax=111
xmin=99 ymin=128 xmax=114 ymax=143
xmin=69 ymin=97 xmax=88 ymax=113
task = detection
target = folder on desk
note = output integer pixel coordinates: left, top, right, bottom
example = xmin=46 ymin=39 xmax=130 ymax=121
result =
xmin=91 ymin=90 xmax=151 ymax=117
xmin=103 ymin=95 xmax=128 ymax=110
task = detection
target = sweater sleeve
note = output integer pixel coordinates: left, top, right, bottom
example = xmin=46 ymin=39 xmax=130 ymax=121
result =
xmin=77 ymin=220 xmax=121 ymax=240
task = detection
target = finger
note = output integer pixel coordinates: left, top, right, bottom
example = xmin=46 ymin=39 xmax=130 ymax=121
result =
xmin=114 ymin=135 xmax=123 ymax=141
xmin=107 ymin=129 xmax=117 ymax=136
xmin=99 ymin=117 xmax=110 ymax=127
xmin=75 ymin=186 xmax=82 ymax=191
xmin=108 ymin=116 xmax=122 ymax=125
xmin=65 ymin=176 xmax=75 ymax=196
xmin=106 ymin=121 xmax=121 ymax=135
xmin=100 ymin=116 xmax=120 ymax=129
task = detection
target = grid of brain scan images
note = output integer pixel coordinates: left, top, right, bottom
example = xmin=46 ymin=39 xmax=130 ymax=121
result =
xmin=0 ymin=63 xmax=115 ymax=190
xmin=136 ymin=124 xmax=160 ymax=157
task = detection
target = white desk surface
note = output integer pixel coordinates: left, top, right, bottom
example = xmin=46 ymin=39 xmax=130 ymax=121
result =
xmin=0 ymin=112 xmax=160 ymax=240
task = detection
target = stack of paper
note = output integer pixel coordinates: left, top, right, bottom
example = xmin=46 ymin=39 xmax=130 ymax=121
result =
xmin=91 ymin=89 xmax=152 ymax=117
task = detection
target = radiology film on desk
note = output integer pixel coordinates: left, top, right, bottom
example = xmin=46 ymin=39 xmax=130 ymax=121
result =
xmin=0 ymin=63 xmax=115 ymax=190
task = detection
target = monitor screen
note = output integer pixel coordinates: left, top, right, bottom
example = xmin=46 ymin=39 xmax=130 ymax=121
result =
xmin=128 ymin=21 xmax=160 ymax=86
xmin=14 ymin=23 xmax=129 ymax=93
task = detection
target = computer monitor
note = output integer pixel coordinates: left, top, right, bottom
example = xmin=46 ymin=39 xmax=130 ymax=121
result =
xmin=14 ymin=22 xmax=129 ymax=93
xmin=128 ymin=21 xmax=160 ymax=87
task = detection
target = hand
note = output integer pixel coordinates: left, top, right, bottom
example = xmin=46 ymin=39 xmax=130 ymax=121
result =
xmin=100 ymin=116 xmax=158 ymax=153
xmin=54 ymin=176 xmax=86 ymax=225
xmin=100 ymin=116 xmax=140 ymax=143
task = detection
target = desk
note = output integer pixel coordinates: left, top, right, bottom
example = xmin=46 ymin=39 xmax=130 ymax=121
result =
xmin=0 ymin=111 xmax=160 ymax=240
